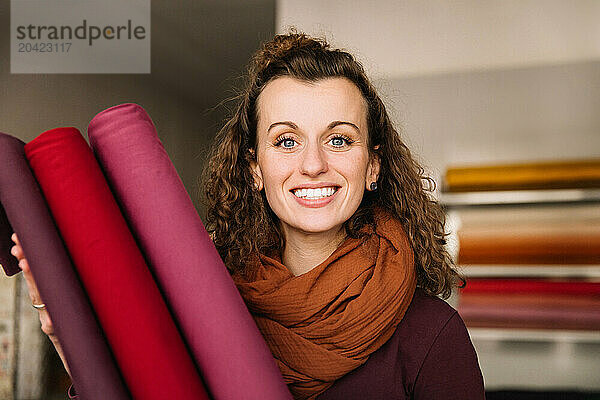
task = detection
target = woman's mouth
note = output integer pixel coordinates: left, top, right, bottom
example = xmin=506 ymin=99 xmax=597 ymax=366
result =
xmin=291 ymin=186 xmax=338 ymax=199
xmin=290 ymin=186 xmax=340 ymax=208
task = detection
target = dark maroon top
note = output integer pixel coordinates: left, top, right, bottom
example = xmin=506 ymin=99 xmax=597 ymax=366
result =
xmin=69 ymin=289 xmax=484 ymax=399
xmin=317 ymin=288 xmax=485 ymax=400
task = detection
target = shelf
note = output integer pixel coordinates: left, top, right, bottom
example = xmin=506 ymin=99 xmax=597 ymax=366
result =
xmin=439 ymin=188 xmax=600 ymax=207
xmin=458 ymin=264 xmax=600 ymax=279
xmin=442 ymin=186 xmax=600 ymax=390
xmin=468 ymin=327 xmax=600 ymax=343
xmin=470 ymin=327 xmax=600 ymax=391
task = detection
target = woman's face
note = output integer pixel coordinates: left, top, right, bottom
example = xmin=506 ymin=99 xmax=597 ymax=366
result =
xmin=251 ymin=76 xmax=380 ymax=238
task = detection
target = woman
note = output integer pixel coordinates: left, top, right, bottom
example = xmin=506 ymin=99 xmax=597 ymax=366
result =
xmin=12 ymin=29 xmax=485 ymax=399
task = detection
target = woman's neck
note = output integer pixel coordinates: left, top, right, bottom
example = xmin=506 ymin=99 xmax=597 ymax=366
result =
xmin=281 ymin=225 xmax=347 ymax=276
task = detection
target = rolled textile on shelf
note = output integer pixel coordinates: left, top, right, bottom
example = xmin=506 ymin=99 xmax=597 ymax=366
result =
xmin=459 ymin=279 xmax=600 ymax=295
xmin=457 ymin=220 xmax=600 ymax=265
xmin=458 ymin=302 xmax=600 ymax=330
xmin=459 ymin=292 xmax=600 ymax=310
xmin=87 ymin=103 xmax=292 ymax=400
xmin=0 ymin=131 xmax=130 ymax=400
xmin=444 ymin=158 xmax=600 ymax=192
xmin=24 ymin=127 xmax=209 ymax=400
xmin=0 ymin=202 xmax=20 ymax=276
xmin=451 ymin=201 xmax=600 ymax=265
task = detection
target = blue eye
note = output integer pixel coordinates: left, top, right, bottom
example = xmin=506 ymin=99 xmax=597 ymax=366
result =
xmin=282 ymin=138 xmax=296 ymax=148
xmin=330 ymin=135 xmax=354 ymax=148
xmin=274 ymin=136 xmax=296 ymax=149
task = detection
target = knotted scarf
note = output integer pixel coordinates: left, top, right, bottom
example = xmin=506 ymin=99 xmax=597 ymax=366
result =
xmin=232 ymin=206 xmax=417 ymax=399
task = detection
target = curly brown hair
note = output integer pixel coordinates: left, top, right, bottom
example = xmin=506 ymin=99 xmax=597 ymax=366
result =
xmin=200 ymin=27 xmax=464 ymax=299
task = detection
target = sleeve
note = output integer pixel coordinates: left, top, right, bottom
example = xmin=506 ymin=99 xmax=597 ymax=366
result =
xmin=412 ymin=312 xmax=485 ymax=400
xmin=68 ymin=383 xmax=79 ymax=399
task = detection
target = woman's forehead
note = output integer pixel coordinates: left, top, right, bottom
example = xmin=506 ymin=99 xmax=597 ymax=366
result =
xmin=256 ymin=76 xmax=368 ymax=130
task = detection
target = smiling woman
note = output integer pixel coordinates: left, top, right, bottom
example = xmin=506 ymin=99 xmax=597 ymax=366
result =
xmin=200 ymin=28 xmax=485 ymax=399
xmin=9 ymin=27 xmax=485 ymax=400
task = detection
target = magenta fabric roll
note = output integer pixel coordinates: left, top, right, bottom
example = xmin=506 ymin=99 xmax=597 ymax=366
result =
xmin=88 ymin=103 xmax=292 ymax=400
xmin=0 ymin=131 xmax=130 ymax=400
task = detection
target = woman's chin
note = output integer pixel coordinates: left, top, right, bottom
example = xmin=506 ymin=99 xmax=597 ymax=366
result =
xmin=283 ymin=219 xmax=346 ymax=237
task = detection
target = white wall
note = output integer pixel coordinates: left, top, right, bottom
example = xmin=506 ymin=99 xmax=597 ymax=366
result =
xmin=383 ymin=61 xmax=600 ymax=192
xmin=277 ymin=0 xmax=600 ymax=79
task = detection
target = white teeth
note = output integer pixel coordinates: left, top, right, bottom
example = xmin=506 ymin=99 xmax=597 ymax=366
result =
xmin=292 ymin=187 xmax=338 ymax=199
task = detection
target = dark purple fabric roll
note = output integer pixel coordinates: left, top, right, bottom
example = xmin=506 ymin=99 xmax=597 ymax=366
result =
xmin=0 ymin=202 xmax=20 ymax=276
xmin=88 ymin=103 xmax=292 ymax=400
xmin=0 ymin=131 xmax=130 ymax=400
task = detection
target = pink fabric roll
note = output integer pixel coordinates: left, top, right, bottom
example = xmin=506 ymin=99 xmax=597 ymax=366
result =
xmin=88 ymin=103 xmax=292 ymax=400
xmin=25 ymin=127 xmax=209 ymax=400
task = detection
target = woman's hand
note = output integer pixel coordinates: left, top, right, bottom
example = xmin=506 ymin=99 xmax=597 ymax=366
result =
xmin=10 ymin=233 xmax=72 ymax=378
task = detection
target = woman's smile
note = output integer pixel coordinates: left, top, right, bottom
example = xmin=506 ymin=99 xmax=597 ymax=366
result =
xmin=290 ymin=185 xmax=340 ymax=208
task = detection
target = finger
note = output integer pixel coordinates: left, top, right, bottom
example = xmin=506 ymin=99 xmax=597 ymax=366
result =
xmin=11 ymin=244 xmax=24 ymax=261
xmin=11 ymin=234 xmax=25 ymax=260
xmin=19 ymin=259 xmax=44 ymax=305
xmin=39 ymin=310 xmax=55 ymax=336
xmin=18 ymin=256 xmax=30 ymax=272
xmin=15 ymin=254 xmax=55 ymax=338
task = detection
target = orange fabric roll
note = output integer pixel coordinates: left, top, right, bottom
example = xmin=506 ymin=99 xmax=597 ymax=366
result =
xmin=444 ymin=158 xmax=600 ymax=192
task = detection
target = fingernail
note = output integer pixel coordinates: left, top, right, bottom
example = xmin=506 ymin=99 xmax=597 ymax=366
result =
xmin=19 ymin=259 xmax=25 ymax=268
xmin=11 ymin=246 xmax=17 ymax=256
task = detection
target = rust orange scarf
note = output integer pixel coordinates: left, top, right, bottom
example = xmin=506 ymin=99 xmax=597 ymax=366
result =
xmin=232 ymin=206 xmax=417 ymax=399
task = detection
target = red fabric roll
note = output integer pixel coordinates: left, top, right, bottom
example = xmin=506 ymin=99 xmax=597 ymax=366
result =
xmin=459 ymin=292 xmax=600 ymax=310
xmin=24 ymin=127 xmax=209 ymax=400
xmin=460 ymin=279 xmax=600 ymax=296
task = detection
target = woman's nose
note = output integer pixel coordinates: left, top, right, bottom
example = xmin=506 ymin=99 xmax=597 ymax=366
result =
xmin=299 ymin=142 xmax=328 ymax=176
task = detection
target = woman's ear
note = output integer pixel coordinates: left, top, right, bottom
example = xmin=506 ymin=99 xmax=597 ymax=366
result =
xmin=248 ymin=149 xmax=263 ymax=191
xmin=366 ymin=145 xmax=381 ymax=190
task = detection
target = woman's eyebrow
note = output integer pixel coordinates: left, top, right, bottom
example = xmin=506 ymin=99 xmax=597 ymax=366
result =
xmin=268 ymin=121 xmax=298 ymax=132
xmin=327 ymin=121 xmax=360 ymax=133
xmin=267 ymin=120 xmax=360 ymax=133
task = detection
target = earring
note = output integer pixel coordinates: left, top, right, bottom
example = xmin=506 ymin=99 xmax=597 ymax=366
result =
xmin=370 ymin=182 xmax=377 ymax=191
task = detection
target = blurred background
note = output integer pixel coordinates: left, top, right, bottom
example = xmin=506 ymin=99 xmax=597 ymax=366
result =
xmin=1 ymin=0 xmax=599 ymax=399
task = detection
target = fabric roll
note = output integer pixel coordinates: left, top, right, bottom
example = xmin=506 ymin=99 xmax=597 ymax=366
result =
xmin=0 ymin=202 xmax=20 ymax=276
xmin=87 ymin=103 xmax=292 ymax=400
xmin=458 ymin=223 xmax=600 ymax=265
xmin=459 ymin=292 xmax=600 ymax=310
xmin=0 ymin=131 xmax=130 ymax=400
xmin=458 ymin=302 xmax=600 ymax=330
xmin=444 ymin=158 xmax=600 ymax=192
xmin=460 ymin=279 xmax=600 ymax=295
xmin=24 ymin=127 xmax=209 ymax=400
xmin=454 ymin=202 xmax=600 ymax=265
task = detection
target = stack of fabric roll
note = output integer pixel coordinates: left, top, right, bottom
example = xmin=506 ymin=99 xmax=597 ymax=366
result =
xmin=443 ymin=159 xmax=600 ymax=332
xmin=0 ymin=104 xmax=292 ymax=400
